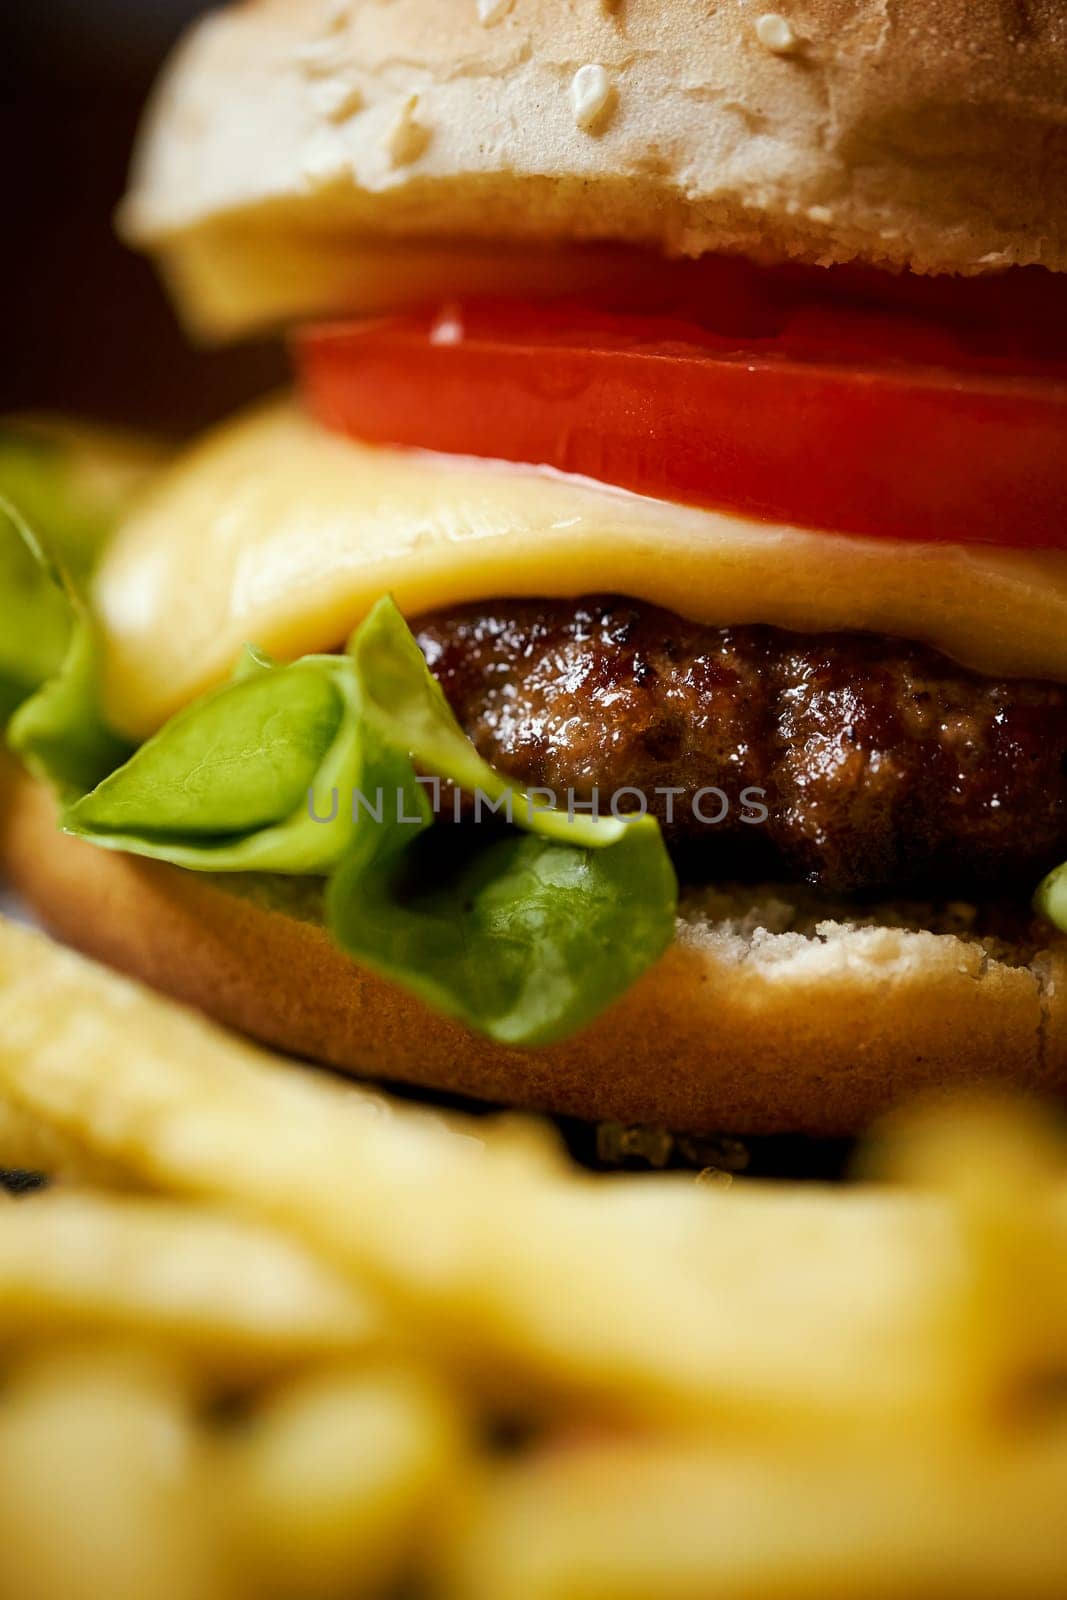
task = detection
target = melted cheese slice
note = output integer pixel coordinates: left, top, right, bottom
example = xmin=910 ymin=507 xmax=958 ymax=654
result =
xmin=95 ymin=401 xmax=1067 ymax=739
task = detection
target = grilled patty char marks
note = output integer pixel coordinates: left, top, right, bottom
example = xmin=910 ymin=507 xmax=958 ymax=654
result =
xmin=415 ymin=597 xmax=1067 ymax=895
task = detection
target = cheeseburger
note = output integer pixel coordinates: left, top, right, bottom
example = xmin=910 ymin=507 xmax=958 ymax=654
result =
xmin=2 ymin=0 xmax=1066 ymax=1134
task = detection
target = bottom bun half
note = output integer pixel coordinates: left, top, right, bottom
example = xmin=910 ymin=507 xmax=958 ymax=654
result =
xmin=2 ymin=762 xmax=1065 ymax=1136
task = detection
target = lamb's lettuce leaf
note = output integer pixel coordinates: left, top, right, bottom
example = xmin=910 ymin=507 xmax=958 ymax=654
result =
xmin=327 ymin=599 xmax=676 ymax=1044
xmin=62 ymin=653 xmax=374 ymax=874
xmin=0 ymin=419 xmax=162 ymax=584
xmin=42 ymin=596 xmax=676 ymax=1042
xmin=0 ymin=419 xmax=163 ymax=741
xmin=349 ymin=594 xmax=629 ymax=849
xmin=8 ymin=586 xmax=131 ymax=799
xmin=327 ymin=816 xmax=676 ymax=1047
xmin=0 ymin=500 xmax=72 ymax=723
xmin=1 ymin=499 xmax=128 ymax=794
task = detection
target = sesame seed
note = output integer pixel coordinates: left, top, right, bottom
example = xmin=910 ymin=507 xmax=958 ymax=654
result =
xmin=297 ymin=39 xmax=342 ymax=77
xmin=311 ymin=78 xmax=364 ymax=122
xmin=754 ymin=12 xmax=800 ymax=53
xmin=384 ymin=97 xmax=431 ymax=166
xmin=301 ymin=134 xmax=348 ymax=189
xmin=570 ymin=63 xmax=613 ymax=131
xmin=476 ymin=0 xmax=515 ymax=23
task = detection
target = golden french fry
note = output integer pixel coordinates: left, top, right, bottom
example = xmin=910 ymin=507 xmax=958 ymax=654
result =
xmin=0 ymin=1190 xmax=383 ymax=1376
xmin=0 ymin=1345 xmax=231 ymax=1600
xmin=222 ymin=1363 xmax=468 ymax=1600
xmin=445 ymin=1429 xmax=1067 ymax=1600
xmin=867 ymin=1098 xmax=1067 ymax=1422
xmin=0 ymin=916 xmax=498 ymax=1300
xmin=0 ymin=1091 xmax=136 ymax=1188
xmin=4 ymin=924 xmax=1067 ymax=1596
xmin=4 ymin=915 xmax=1066 ymax=1432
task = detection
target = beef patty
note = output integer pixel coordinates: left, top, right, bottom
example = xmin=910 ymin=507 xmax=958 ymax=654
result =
xmin=415 ymin=597 xmax=1067 ymax=895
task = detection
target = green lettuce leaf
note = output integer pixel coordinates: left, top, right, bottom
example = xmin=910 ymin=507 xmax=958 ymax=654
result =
xmin=350 ymin=594 xmax=629 ymax=848
xmin=62 ymin=653 xmax=374 ymax=874
xmin=8 ymin=585 xmax=131 ymax=799
xmin=50 ymin=595 xmax=676 ymax=1042
xmin=0 ymin=419 xmax=162 ymax=584
xmin=0 ymin=500 xmax=72 ymax=722
xmin=328 ymin=817 xmax=676 ymax=1047
xmin=328 ymin=597 xmax=676 ymax=1044
xmin=0 ymin=419 xmax=164 ymax=729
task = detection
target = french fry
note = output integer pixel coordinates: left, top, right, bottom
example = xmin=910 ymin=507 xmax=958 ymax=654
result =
xmin=0 ymin=1090 xmax=137 ymax=1189
xmin=2 ymin=915 xmax=1065 ymax=1433
xmin=3 ymin=921 xmax=1067 ymax=1594
xmin=865 ymin=1098 xmax=1067 ymax=1424
xmin=0 ymin=1345 xmax=231 ymax=1600
xmin=0 ymin=919 xmax=944 ymax=1426
xmin=222 ymin=1362 xmax=469 ymax=1600
xmin=444 ymin=1428 xmax=1067 ymax=1600
xmin=0 ymin=1190 xmax=383 ymax=1377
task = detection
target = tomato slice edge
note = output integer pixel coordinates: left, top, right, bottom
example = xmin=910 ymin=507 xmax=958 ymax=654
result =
xmin=296 ymin=297 xmax=1067 ymax=550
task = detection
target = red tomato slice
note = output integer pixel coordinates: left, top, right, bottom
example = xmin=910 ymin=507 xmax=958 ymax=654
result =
xmin=296 ymin=271 xmax=1067 ymax=549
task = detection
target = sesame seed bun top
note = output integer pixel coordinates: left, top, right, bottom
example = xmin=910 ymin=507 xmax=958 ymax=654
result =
xmin=120 ymin=0 xmax=1067 ymax=338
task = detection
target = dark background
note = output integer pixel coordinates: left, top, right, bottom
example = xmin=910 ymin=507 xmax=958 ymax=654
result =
xmin=2 ymin=0 xmax=286 ymax=433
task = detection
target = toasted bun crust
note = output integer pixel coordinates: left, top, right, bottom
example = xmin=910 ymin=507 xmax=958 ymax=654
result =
xmin=3 ymin=764 xmax=1065 ymax=1136
xmin=120 ymin=0 xmax=1067 ymax=338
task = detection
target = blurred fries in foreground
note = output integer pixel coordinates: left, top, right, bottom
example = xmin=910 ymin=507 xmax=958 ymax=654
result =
xmin=446 ymin=1427 xmax=1067 ymax=1600
xmin=1 ymin=912 xmax=1067 ymax=1598
xmin=0 ymin=1193 xmax=383 ymax=1376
